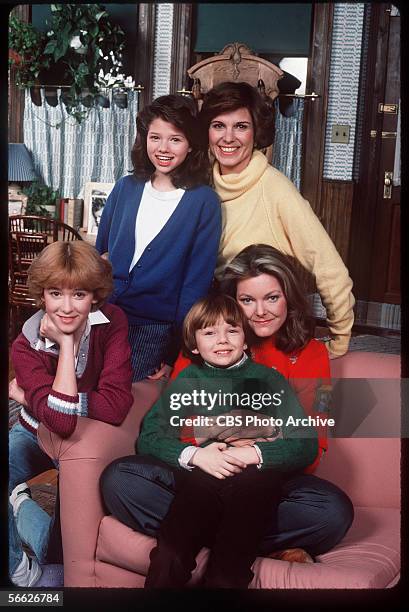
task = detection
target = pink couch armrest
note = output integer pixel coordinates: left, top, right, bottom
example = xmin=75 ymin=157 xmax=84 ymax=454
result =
xmin=37 ymin=379 xmax=162 ymax=587
xmin=318 ymin=351 xmax=401 ymax=508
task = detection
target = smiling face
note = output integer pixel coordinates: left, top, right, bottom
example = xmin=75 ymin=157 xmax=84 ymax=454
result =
xmin=193 ymin=317 xmax=247 ymax=368
xmin=208 ymin=107 xmax=255 ymax=175
xmin=146 ymin=117 xmax=192 ymax=185
xmin=236 ymin=274 xmax=288 ymax=338
xmin=43 ymin=286 xmax=96 ymax=338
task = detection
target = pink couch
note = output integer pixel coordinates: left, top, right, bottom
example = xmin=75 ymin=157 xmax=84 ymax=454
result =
xmin=38 ymin=351 xmax=400 ymax=588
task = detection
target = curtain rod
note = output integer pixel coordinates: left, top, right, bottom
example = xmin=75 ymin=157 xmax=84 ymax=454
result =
xmin=177 ymin=89 xmax=320 ymax=100
xmin=32 ymin=84 xmax=145 ymax=91
xmin=278 ymin=92 xmax=320 ymax=99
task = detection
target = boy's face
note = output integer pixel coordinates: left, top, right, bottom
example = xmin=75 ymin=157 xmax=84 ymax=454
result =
xmin=193 ymin=317 xmax=247 ymax=368
xmin=43 ymin=287 xmax=97 ymax=336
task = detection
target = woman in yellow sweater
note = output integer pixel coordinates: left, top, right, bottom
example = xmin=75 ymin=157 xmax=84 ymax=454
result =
xmin=200 ymin=82 xmax=355 ymax=358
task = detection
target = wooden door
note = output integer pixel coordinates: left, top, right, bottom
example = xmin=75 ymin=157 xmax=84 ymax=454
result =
xmin=348 ymin=4 xmax=400 ymax=306
xmin=369 ymin=7 xmax=400 ymax=303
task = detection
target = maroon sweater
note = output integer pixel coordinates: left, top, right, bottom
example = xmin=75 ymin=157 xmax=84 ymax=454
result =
xmin=12 ymin=303 xmax=133 ymax=438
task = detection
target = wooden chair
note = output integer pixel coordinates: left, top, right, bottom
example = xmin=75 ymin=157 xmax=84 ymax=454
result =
xmin=187 ymin=42 xmax=283 ymax=102
xmin=9 ymin=215 xmax=83 ymax=243
xmin=9 ymin=232 xmax=49 ymax=340
xmin=8 ymin=216 xmax=83 ymax=339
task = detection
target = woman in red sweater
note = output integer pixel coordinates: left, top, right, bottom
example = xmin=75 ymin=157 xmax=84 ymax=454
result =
xmin=172 ymin=244 xmax=331 ymax=472
xmin=101 ymin=244 xmax=353 ymax=564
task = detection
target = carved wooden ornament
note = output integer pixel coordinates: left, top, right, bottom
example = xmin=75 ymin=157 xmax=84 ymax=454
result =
xmin=187 ymin=43 xmax=284 ymax=101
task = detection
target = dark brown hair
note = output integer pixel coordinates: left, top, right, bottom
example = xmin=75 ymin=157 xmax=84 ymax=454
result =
xmin=28 ymin=241 xmax=113 ymax=309
xmin=131 ymin=94 xmax=210 ymax=189
xmin=200 ymin=81 xmax=275 ymax=149
xmin=182 ymin=293 xmax=250 ymax=362
xmin=219 ymin=244 xmax=314 ymax=354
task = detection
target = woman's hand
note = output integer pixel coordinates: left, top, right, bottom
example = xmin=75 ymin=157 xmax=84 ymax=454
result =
xmin=222 ymin=445 xmax=260 ymax=465
xmin=225 ymin=437 xmax=274 ymax=447
xmin=190 ymin=442 xmax=247 ymax=479
xmin=101 ymin=252 xmax=109 ymax=260
xmin=9 ymin=378 xmax=27 ymax=406
xmin=147 ymin=363 xmax=173 ymax=380
xmin=193 ymin=408 xmax=277 ymax=444
xmin=40 ymin=313 xmax=73 ymax=345
xmin=215 ymin=409 xmax=277 ymax=441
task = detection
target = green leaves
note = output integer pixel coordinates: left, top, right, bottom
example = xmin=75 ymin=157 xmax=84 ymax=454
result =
xmin=89 ymin=23 xmax=99 ymax=38
xmin=22 ymin=180 xmax=59 ymax=216
xmin=9 ymin=16 xmax=50 ymax=88
xmin=44 ymin=40 xmax=57 ymax=55
xmin=10 ymin=4 xmax=126 ymax=123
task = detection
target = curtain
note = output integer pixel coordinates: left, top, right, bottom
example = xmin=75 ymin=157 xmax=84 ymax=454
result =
xmin=23 ymin=89 xmax=139 ymax=198
xmin=272 ymin=98 xmax=304 ymax=190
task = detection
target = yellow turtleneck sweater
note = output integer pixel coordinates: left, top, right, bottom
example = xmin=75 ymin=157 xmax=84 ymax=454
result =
xmin=213 ymin=150 xmax=355 ymax=357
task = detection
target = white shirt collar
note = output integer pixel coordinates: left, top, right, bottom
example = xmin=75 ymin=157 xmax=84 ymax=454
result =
xmin=44 ymin=309 xmax=110 ymax=348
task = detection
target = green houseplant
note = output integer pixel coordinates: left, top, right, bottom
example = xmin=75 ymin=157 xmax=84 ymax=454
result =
xmin=9 ymin=4 xmax=126 ymax=123
xmin=22 ymin=181 xmax=59 ymax=217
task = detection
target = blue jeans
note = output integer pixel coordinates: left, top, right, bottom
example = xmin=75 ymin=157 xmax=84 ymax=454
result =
xmin=9 ymin=423 xmax=57 ymax=576
xmin=100 ymin=455 xmax=354 ymax=557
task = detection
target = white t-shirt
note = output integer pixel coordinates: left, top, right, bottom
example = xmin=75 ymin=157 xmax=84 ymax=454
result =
xmin=129 ymin=181 xmax=185 ymax=271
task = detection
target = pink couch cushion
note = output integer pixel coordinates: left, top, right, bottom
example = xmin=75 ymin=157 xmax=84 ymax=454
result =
xmin=96 ymin=504 xmax=399 ymax=589
xmin=315 ymin=438 xmax=400 ymax=509
xmin=330 ymin=351 xmax=400 ymax=379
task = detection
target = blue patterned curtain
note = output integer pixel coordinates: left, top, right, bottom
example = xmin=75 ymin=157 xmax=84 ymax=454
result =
xmin=272 ymin=98 xmax=304 ymax=190
xmin=23 ymin=89 xmax=139 ymax=198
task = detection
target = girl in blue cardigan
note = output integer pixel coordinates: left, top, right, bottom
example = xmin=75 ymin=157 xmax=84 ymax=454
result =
xmin=96 ymin=95 xmax=221 ymax=381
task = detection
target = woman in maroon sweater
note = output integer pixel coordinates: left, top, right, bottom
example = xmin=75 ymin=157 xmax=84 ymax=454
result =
xmin=9 ymin=241 xmax=133 ymax=588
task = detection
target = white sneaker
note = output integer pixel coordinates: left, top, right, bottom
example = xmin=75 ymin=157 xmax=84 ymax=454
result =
xmin=11 ymin=552 xmax=42 ymax=587
xmin=9 ymin=483 xmax=32 ymax=517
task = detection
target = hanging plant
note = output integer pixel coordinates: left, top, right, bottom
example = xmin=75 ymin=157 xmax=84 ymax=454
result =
xmin=9 ymin=16 xmax=50 ymax=88
xmin=44 ymin=4 xmax=125 ymax=122
xmin=9 ymin=4 xmax=126 ymax=123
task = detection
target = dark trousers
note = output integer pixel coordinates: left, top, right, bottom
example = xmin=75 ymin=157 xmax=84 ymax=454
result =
xmin=145 ymin=466 xmax=282 ymax=589
xmin=100 ymin=455 xmax=354 ymax=559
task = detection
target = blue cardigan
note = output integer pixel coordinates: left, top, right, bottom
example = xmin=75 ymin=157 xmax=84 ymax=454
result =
xmin=96 ymin=175 xmax=221 ymax=328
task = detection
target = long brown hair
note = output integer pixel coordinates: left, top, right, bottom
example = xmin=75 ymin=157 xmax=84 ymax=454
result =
xmin=131 ymin=94 xmax=210 ymax=189
xmin=219 ymin=244 xmax=314 ymax=353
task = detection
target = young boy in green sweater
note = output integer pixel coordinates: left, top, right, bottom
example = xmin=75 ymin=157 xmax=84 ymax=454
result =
xmin=138 ymin=294 xmax=317 ymax=588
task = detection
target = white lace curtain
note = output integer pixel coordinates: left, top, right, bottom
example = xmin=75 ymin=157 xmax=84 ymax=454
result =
xmin=23 ymin=89 xmax=139 ymax=198
xmin=23 ymin=89 xmax=303 ymax=197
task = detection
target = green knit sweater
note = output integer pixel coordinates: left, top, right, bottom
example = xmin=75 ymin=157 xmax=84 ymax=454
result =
xmin=137 ymin=359 xmax=318 ymax=471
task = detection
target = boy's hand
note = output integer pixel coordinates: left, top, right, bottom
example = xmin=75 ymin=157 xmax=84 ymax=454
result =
xmin=40 ymin=313 xmax=73 ymax=344
xmin=9 ymin=378 xmax=27 ymax=406
xmin=190 ymin=442 xmax=247 ymax=479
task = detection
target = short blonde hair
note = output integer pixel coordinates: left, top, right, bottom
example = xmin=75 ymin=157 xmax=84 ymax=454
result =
xmin=182 ymin=294 xmax=249 ymax=360
xmin=28 ymin=241 xmax=113 ymax=309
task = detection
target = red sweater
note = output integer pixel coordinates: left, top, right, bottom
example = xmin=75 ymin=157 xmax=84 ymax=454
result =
xmin=12 ymin=303 xmax=133 ymax=438
xmin=171 ymin=338 xmax=331 ymax=473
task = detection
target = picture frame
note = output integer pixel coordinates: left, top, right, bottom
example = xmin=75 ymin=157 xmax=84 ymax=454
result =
xmin=83 ymin=182 xmax=114 ymax=234
xmin=8 ymin=193 xmax=27 ymax=216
